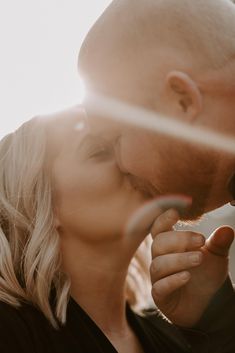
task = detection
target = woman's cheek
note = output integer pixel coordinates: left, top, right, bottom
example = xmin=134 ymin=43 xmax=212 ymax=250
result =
xmin=77 ymin=162 xmax=123 ymax=197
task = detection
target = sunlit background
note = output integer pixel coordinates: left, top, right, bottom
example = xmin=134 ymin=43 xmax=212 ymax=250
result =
xmin=0 ymin=0 xmax=235 ymax=278
xmin=0 ymin=0 xmax=111 ymax=139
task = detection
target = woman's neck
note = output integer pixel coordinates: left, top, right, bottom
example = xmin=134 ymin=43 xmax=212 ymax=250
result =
xmin=70 ymin=266 xmax=129 ymax=334
xmin=61 ymin=238 xmax=132 ymax=335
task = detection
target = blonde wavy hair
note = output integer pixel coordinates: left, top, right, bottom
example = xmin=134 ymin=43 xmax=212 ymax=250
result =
xmin=0 ymin=116 xmax=152 ymax=328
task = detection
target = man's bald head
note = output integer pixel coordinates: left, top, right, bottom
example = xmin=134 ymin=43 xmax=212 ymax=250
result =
xmin=79 ymin=0 xmax=235 ymax=101
xmin=78 ymin=0 xmax=235 ymax=217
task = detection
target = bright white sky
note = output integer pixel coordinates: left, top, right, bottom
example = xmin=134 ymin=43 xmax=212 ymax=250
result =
xmin=0 ymin=0 xmax=111 ymax=139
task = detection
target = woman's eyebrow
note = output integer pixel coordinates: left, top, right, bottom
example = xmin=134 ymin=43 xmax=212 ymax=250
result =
xmin=72 ymin=118 xmax=93 ymax=149
xmin=73 ymin=116 xmax=121 ymax=151
xmin=77 ymin=134 xmax=93 ymax=149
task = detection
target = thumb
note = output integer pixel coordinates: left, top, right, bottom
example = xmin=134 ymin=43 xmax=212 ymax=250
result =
xmin=206 ymin=226 xmax=234 ymax=257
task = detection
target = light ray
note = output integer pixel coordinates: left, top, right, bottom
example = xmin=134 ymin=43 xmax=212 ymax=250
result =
xmin=83 ymin=92 xmax=235 ymax=155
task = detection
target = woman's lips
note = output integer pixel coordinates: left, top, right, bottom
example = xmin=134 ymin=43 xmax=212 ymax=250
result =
xmin=127 ymin=174 xmax=160 ymax=199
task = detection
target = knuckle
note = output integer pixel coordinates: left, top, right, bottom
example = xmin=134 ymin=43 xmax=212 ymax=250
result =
xmin=151 ymin=221 xmax=161 ymax=237
xmin=151 ymin=283 xmax=162 ymax=300
xmin=151 ymin=280 xmax=169 ymax=301
xmin=151 ymin=240 xmax=157 ymax=257
xmin=150 ymin=259 xmax=160 ymax=278
xmin=178 ymin=254 xmax=188 ymax=267
xmin=151 ymin=237 xmax=163 ymax=257
xmin=155 ymin=217 xmax=166 ymax=230
xmin=149 ymin=261 xmax=156 ymax=276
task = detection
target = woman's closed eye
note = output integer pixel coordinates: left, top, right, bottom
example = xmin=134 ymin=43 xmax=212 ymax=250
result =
xmin=78 ymin=134 xmax=115 ymax=162
xmin=88 ymin=144 xmax=114 ymax=160
xmin=77 ymin=132 xmax=120 ymax=164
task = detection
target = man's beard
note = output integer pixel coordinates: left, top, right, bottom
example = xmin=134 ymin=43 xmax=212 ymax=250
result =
xmin=168 ymin=171 xmax=217 ymax=221
xmin=127 ymin=173 xmax=210 ymax=221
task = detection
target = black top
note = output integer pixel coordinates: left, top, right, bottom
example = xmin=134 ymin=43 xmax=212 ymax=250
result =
xmin=0 ymin=297 xmax=190 ymax=353
xmin=0 ymin=277 xmax=235 ymax=353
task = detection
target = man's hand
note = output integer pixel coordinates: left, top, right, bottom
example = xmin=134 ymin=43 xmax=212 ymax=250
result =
xmin=150 ymin=208 xmax=234 ymax=327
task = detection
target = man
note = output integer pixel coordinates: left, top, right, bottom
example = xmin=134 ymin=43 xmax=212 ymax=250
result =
xmin=78 ymin=0 xmax=235 ymax=351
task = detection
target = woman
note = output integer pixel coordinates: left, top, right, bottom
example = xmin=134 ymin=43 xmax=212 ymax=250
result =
xmin=0 ymin=106 xmax=190 ymax=353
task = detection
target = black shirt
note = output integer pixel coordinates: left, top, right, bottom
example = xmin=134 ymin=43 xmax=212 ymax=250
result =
xmin=1 ymin=278 xmax=235 ymax=353
xmin=0 ymin=298 xmax=190 ymax=353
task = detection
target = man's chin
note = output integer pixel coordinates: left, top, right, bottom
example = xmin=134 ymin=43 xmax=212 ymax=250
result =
xmin=180 ymin=199 xmax=206 ymax=222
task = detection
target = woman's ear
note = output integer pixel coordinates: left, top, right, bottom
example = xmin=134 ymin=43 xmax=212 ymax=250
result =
xmin=166 ymin=71 xmax=202 ymax=119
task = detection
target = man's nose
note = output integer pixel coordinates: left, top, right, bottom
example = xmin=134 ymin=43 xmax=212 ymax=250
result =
xmin=114 ymin=136 xmax=130 ymax=174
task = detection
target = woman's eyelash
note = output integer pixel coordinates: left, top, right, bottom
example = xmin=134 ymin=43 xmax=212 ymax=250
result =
xmin=79 ymin=135 xmax=115 ymax=160
xmin=89 ymin=144 xmax=113 ymax=158
xmin=90 ymin=147 xmax=108 ymax=157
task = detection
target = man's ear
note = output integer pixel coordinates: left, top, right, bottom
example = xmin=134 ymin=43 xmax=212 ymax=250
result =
xmin=166 ymin=71 xmax=202 ymax=119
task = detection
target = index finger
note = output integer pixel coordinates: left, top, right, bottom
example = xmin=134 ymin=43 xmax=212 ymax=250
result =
xmin=150 ymin=208 xmax=180 ymax=239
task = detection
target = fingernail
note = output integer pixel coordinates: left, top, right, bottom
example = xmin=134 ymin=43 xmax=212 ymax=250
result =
xmin=178 ymin=271 xmax=190 ymax=280
xmin=192 ymin=235 xmax=204 ymax=246
xmin=189 ymin=252 xmax=202 ymax=264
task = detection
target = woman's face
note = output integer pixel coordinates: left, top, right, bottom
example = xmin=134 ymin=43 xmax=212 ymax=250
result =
xmin=50 ymin=107 xmax=154 ymax=245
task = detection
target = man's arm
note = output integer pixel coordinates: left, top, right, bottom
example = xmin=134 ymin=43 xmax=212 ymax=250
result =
xmin=180 ymin=277 xmax=235 ymax=353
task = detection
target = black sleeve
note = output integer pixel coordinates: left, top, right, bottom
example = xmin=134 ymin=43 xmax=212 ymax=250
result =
xmin=0 ymin=303 xmax=34 ymax=353
xmin=179 ymin=277 xmax=235 ymax=353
